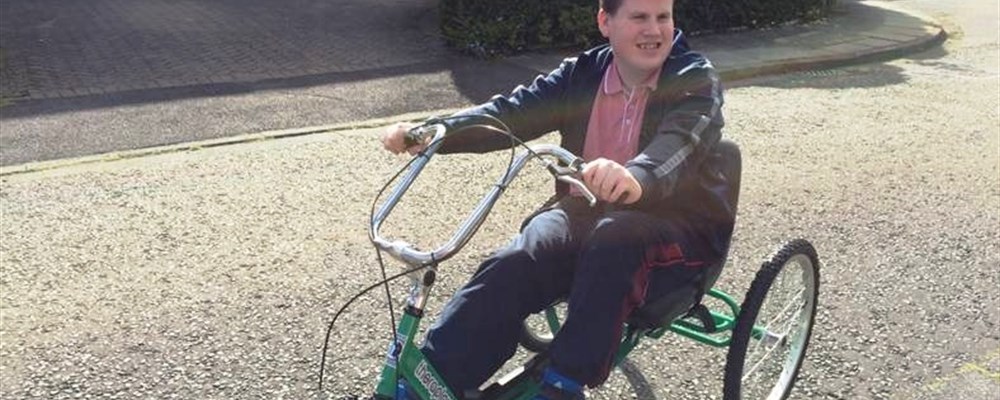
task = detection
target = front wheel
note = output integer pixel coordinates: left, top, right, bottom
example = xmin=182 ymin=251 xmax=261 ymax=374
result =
xmin=723 ymin=239 xmax=820 ymax=400
xmin=519 ymin=301 xmax=567 ymax=353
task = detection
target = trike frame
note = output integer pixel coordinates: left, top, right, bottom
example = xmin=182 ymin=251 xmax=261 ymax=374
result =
xmin=359 ymin=118 xmax=819 ymax=400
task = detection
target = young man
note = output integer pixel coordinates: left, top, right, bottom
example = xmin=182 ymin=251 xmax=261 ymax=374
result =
xmin=381 ymin=0 xmax=732 ymax=398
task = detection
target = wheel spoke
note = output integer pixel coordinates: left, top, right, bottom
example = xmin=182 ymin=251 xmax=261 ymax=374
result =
xmin=747 ymin=271 xmax=783 ymax=362
xmin=740 ymin=255 xmax=816 ymax=397
xmin=745 ymin=310 xmax=807 ymax=384
xmin=742 ymin=337 xmax=784 ymax=380
xmin=763 ymin=288 xmax=805 ymax=329
xmin=746 ymin=268 xmax=801 ymax=375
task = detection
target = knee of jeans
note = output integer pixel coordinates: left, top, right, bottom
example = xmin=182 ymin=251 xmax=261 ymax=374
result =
xmin=588 ymin=211 xmax=651 ymax=246
xmin=477 ymin=247 xmax=537 ymax=279
xmin=470 ymin=248 xmax=557 ymax=318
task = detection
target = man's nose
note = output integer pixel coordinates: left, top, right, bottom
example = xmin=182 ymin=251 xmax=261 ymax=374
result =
xmin=642 ymin=20 xmax=662 ymax=36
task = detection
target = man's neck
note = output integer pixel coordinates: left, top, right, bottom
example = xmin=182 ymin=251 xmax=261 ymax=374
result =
xmin=615 ymin=63 xmax=657 ymax=92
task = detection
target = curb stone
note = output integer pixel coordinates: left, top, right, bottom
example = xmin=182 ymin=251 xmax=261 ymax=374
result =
xmin=0 ymin=108 xmax=463 ymax=177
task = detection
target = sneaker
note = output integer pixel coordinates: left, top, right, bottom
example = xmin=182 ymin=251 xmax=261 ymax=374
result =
xmin=532 ymin=368 xmax=585 ymax=400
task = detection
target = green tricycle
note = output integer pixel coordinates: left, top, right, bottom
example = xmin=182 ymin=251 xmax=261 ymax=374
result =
xmin=323 ymin=115 xmax=821 ymax=400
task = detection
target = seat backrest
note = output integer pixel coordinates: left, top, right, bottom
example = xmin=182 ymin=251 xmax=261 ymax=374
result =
xmin=625 ymin=139 xmax=742 ymax=330
xmin=715 ymin=139 xmax=742 ymax=212
xmin=698 ymin=138 xmax=741 ymax=292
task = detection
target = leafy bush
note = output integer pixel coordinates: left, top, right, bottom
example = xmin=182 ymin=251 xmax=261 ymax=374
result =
xmin=440 ymin=0 xmax=836 ymax=57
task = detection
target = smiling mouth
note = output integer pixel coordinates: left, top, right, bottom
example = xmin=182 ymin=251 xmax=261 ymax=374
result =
xmin=637 ymin=43 xmax=661 ymax=50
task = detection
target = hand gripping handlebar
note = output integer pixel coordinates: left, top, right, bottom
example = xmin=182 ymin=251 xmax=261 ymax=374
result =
xmin=370 ymin=122 xmax=596 ymax=266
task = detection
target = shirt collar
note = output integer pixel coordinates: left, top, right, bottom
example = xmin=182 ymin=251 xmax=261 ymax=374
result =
xmin=603 ymin=61 xmax=661 ymax=95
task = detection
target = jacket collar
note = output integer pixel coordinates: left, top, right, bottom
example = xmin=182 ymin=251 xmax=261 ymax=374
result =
xmin=602 ymin=62 xmax=660 ymax=95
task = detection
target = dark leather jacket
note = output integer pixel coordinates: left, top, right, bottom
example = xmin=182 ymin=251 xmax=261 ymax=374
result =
xmin=439 ymin=30 xmax=735 ymax=254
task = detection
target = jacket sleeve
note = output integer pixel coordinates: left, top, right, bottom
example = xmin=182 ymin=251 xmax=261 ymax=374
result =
xmin=438 ymin=58 xmax=576 ymax=154
xmin=625 ymin=61 xmax=724 ymax=207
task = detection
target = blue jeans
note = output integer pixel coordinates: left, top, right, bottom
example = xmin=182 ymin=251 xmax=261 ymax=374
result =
xmin=420 ymin=199 xmax=720 ymax=394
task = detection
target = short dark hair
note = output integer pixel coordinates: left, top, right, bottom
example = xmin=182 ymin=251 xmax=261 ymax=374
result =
xmin=600 ymin=0 xmax=622 ymax=15
xmin=601 ymin=0 xmax=674 ymax=15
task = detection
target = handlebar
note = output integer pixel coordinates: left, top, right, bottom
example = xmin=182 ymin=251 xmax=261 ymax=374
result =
xmin=370 ymin=122 xmax=596 ymax=266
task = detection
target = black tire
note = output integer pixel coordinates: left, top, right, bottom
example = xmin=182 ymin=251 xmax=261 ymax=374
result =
xmin=519 ymin=302 xmax=566 ymax=353
xmin=723 ymin=239 xmax=820 ymax=400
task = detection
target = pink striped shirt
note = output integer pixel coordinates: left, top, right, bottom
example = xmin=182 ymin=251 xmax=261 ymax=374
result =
xmin=582 ymin=62 xmax=661 ymax=165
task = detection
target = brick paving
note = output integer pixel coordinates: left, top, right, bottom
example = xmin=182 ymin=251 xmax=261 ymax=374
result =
xmin=0 ymin=0 xmax=448 ymax=100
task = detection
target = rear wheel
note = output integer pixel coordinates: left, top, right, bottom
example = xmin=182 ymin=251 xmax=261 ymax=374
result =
xmin=723 ymin=239 xmax=820 ymax=400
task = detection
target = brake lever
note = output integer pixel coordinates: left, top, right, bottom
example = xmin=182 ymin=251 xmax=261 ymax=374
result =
xmin=546 ymin=162 xmax=597 ymax=207
xmin=556 ymin=175 xmax=597 ymax=207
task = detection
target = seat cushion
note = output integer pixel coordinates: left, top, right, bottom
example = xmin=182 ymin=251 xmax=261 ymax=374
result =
xmin=626 ymin=282 xmax=699 ymax=330
xmin=624 ymin=258 xmax=724 ymax=330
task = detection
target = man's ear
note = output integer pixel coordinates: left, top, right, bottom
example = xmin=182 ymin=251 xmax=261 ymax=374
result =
xmin=597 ymin=8 xmax=610 ymax=38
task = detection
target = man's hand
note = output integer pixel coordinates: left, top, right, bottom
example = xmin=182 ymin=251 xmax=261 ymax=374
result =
xmin=581 ymin=158 xmax=643 ymax=204
xmin=381 ymin=122 xmax=427 ymax=155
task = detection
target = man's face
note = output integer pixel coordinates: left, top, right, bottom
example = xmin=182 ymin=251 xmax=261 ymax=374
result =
xmin=598 ymin=0 xmax=675 ymax=79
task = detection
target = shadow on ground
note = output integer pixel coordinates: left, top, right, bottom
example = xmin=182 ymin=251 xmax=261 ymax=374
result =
xmin=620 ymin=358 xmax=659 ymax=399
xmin=730 ymin=44 xmax=950 ymax=91
xmin=0 ymin=58 xmax=535 ymax=120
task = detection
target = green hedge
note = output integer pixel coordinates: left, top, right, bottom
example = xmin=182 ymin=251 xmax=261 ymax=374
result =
xmin=440 ymin=0 xmax=836 ymax=57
